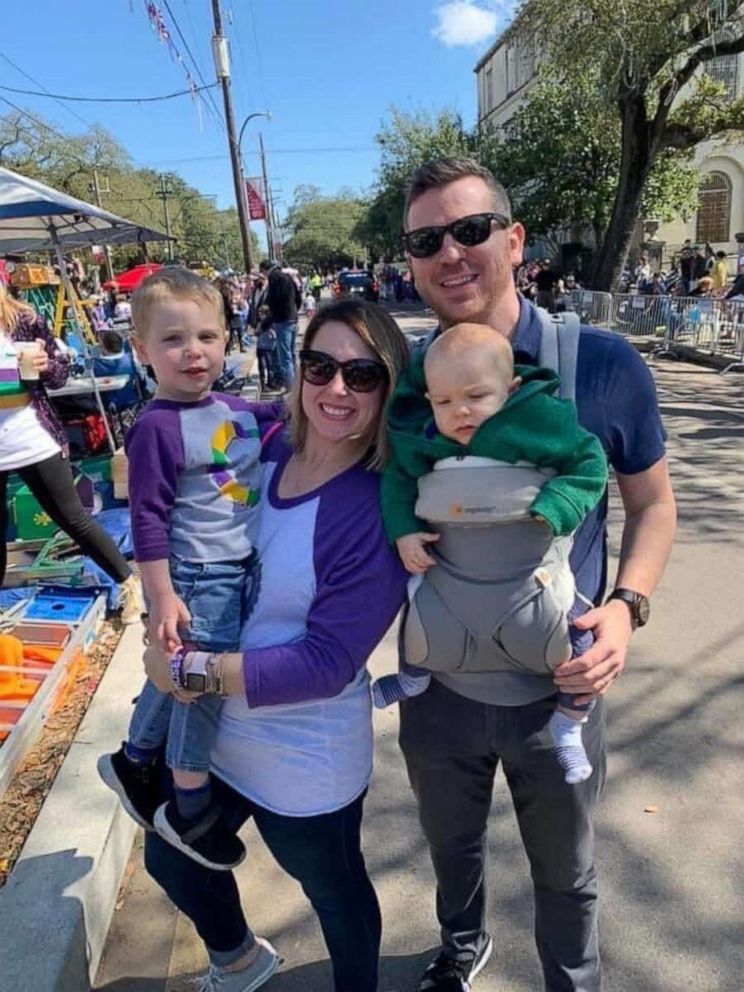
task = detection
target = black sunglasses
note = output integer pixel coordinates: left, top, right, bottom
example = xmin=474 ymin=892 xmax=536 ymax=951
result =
xmin=402 ymin=211 xmax=511 ymax=259
xmin=299 ymin=349 xmax=388 ymax=393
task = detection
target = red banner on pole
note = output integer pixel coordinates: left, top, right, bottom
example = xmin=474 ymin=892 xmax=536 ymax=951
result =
xmin=245 ymin=178 xmax=266 ymax=220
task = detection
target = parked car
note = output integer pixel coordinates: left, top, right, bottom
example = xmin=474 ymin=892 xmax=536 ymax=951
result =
xmin=336 ymin=271 xmax=379 ymax=302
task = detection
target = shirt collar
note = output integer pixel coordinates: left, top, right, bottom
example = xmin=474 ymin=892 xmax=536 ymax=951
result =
xmin=511 ymin=294 xmax=542 ymax=365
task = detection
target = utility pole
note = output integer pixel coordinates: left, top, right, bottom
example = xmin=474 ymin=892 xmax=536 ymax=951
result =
xmin=258 ymin=132 xmax=273 ymax=260
xmin=91 ymin=170 xmax=115 ymax=282
xmin=155 ymin=175 xmax=174 ymax=261
xmin=211 ymin=0 xmax=253 ymax=275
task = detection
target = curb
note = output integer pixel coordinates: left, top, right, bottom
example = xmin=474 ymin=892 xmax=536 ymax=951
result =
xmin=0 ymin=622 xmax=145 ymax=992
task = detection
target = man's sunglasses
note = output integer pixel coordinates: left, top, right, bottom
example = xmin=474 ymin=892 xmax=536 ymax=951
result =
xmin=299 ymin=350 xmax=388 ymax=393
xmin=402 ymin=211 xmax=511 ymax=259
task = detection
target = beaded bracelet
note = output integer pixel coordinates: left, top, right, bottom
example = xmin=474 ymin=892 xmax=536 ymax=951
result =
xmin=169 ymin=646 xmax=186 ymax=691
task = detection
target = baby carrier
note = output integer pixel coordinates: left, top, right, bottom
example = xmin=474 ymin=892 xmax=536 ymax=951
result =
xmin=403 ymin=310 xmax=583 ymax=676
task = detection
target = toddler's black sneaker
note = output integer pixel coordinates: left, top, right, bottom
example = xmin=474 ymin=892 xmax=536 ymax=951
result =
xmin=97 ymin=745 xmax=162 ymax=830
xmin=153 ymin=800 xmax=246 ymax=871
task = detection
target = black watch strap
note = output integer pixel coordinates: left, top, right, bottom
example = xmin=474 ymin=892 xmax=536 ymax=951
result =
xmin=608 ymin=588 xmax=650 ymax=627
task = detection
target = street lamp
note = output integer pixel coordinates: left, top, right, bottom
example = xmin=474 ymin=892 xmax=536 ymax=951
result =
xmin=238 ymin=111 xmax=271 ymax=156
xmin=238 ymin=112 xmax=273 ymax=260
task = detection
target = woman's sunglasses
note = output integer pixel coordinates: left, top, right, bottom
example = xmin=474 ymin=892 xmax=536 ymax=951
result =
xmin=402 ymin=211 xmax=511 ymax=259
xmin=299 ymin=350 xmax=388 ymax=393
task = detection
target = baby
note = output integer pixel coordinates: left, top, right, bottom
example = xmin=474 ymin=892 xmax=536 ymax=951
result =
xmin=375 ymin=322 xmax=608 ymax=784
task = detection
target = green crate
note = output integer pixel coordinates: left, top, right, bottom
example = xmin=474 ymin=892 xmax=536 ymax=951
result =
xmin=12 ymin=485 xmax=59 ymax=541
xmin=78 ymin=453 xmax=113 ymax=483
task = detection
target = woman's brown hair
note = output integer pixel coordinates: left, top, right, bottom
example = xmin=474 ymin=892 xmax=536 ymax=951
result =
xmin=286 ymin=298 xmax=409 ymax=470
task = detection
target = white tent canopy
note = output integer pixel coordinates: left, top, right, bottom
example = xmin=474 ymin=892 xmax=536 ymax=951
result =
xmin=0 ymin=166 xmax=169 ymax=253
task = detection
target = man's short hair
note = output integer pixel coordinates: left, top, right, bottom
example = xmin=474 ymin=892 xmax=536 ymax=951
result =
xmin=100 ymin=329 xmax=124 ymax=355
xmin=258 ymin=259 xmax=272 ymax=272
xmin=403 ymin=156 xmax=512 ymax=228
xmin=131 ymin=267 xmax=224 ymax=338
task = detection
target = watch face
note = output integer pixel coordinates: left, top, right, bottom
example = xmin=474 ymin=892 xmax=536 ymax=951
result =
xmin=185 ymin=672 xmax=207 ymax=693
xmin=636 ymin=597 xmax=650 ymax=625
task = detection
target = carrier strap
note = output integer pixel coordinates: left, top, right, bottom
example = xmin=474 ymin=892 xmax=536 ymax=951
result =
xmin=537 ymin=309 xmax=580 ymax=402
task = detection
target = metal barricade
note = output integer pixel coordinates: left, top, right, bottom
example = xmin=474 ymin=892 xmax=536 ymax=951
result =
xmin=566 ymin=289 xmax=612 ymax=327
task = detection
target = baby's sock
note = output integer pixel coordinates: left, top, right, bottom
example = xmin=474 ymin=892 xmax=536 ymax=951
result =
xmin=373 ymin=671 xmax=431 ymax=709
xmin=549 ymin=711 xmax=593 ymax=785
xmin=124 ymin=742 xmax=160 ymax=765
xmin=174 ymin=781 xmax=212 ymax=821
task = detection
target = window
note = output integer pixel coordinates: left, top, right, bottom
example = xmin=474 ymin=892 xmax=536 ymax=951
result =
xmin=485 ymin=66 xmax=493 ymax=112
xmin=696 ymin=171 xmax=731 ymax=243
xmin=505 ymin=42 xmax=517 ymax=95
xmin=706 ymin=55 xmax=738 ymax=100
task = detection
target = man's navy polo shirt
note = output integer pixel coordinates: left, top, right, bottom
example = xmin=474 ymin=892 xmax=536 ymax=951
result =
xmin=512 ymin=297 xmax=666 ymax=604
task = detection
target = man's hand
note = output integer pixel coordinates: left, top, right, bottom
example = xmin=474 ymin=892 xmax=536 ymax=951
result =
xmin=396 ymin=532 xmax=440 ymax=574
xmin=553 ymin=598 xmax=633 ymax=705
xmin=149 ymin=593 xmax=191 ymax=653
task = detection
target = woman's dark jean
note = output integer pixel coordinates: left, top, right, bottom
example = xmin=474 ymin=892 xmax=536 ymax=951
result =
xmin=0 ymin=452 xmax=131 ymax=585
xmin=144 ymin=773 xmax=381 ymax=992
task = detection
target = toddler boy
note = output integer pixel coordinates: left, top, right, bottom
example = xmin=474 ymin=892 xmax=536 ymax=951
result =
xmin=376 ymin=323 xmax=608 ymax=784
xmin=98 ymin=268 xmax=264 ymax=869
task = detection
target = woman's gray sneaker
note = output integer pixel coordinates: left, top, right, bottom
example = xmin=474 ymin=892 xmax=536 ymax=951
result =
xmin=195 ymin=937 xmax=280 ymax=991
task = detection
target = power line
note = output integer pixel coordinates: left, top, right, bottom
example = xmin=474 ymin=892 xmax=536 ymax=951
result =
xmin=143 ymin=145 xmax=376 ymax=165
xmin=161 ymin=0 xmax=225 ymax=131
xmin=0 ymin=51 xmax=92 ymax=128
xmin=0 ymin=82 xmax=220 ymax=104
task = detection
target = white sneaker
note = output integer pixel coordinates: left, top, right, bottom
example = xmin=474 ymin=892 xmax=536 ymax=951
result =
xmin=195 ymin=938 xmax=280 ymax=991
xmin=118 ymin=574 xmax=144 ymax=625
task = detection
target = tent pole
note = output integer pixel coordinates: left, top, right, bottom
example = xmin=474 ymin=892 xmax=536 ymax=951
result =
xmin=49 ymin=225 xmax=117 ymax=455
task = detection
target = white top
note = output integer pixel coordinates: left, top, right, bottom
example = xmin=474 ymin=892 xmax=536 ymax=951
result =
xmin=0 ymin=333 xmax=60 ymax=471
xmin=211 ymin=460 xmax=375 ymax=816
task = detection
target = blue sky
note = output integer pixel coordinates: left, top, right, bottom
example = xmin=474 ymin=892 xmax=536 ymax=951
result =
xmin=1 ymin=1 xmax=516 ymax=226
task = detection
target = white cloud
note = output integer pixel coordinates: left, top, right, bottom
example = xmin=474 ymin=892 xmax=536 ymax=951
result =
xmin=432 ymin=1 xmax=507 ymax=48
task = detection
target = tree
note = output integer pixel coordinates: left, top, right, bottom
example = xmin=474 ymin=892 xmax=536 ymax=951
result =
xmin=359 ymin=109 xmax=477 ymax=259
xmin=526 ymin=0 xmax=744 ymax=289
xmin=0 ymin=110 xmax=259 ymax=272
xmin=282 ymin=188 xmax=366 ymax=271
xmin=486 ymin=69 xmax=699 ymax=258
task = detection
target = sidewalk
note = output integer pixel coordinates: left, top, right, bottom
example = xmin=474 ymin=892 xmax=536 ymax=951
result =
xmin=95 ymin=360 xmax=744 ymax=992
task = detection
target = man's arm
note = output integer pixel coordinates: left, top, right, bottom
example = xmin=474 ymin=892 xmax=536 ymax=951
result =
xmin=553 ymin=455 xmax=676 ymax=701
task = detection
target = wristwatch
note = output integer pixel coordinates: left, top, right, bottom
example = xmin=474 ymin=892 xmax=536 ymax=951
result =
xmin=171 ymin=650 xmax=225 ymax=695
xmin=608 ymin=588 xmax=650 ymax=628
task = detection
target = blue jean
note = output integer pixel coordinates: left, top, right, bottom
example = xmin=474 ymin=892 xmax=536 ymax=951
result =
xmin=129 ymin=554 xmax=258 ymax=773
xmin=273 ymin=319 xmax=298 ymax=386
xmin=144 ymin=775 xmax=381 ymax=991
xmin=400 ymin=683 xmax=606 ymax=991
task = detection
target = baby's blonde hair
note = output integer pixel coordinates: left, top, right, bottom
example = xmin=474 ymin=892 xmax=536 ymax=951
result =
xmin=425 ymin=322 xmax=514 ymax=385
xmin=131 ymin=268 xmax=225 ymax=338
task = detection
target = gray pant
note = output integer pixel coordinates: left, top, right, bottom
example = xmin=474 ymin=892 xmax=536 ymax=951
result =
xmin=399 ymin=680 xmax=606 ymax=991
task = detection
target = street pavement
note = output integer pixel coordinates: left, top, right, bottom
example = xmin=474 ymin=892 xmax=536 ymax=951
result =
xmin=95 ymin=314 xmax=744 ymax=992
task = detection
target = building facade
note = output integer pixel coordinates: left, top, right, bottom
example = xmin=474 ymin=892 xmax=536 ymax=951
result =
xmin=475 ymin=17 xmax=744 ymax=274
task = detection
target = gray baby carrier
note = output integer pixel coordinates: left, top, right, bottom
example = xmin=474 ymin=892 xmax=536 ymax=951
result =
xmin=403 ymin=310 xmax=583 ymax=676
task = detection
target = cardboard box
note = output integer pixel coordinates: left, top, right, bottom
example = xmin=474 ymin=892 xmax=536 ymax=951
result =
xmin=112 ymin=447 xmax=129 ymax=501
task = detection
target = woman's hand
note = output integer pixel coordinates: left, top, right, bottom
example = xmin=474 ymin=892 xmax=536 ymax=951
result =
xmin=18 ymin=339 xmax=50 ymax=375
xmin=143 ymin=641 xmax=197 ymax=703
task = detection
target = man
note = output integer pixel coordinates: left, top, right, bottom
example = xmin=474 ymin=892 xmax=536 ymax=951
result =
xmin=678 ymin=239 xmax=695 ymax=296
xmin=259 ymin=258 xmax=301 ymax=388
xmin=398 ymin=157 xmax=676 ymax=992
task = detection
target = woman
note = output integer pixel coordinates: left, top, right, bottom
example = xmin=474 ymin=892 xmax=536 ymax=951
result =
xmin=0 ymin=282 xmax=142 ymax=620
xmin=141 ymin=298 xmax=410 ymax=992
